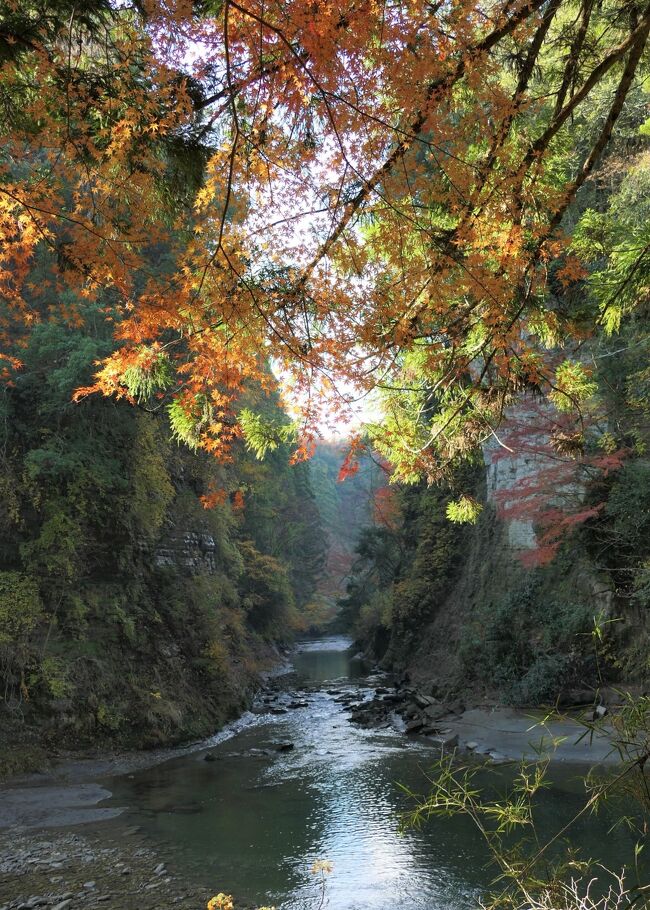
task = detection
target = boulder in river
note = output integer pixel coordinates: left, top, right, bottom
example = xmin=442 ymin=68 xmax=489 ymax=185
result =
xmin=275 ymin=742 xmax=295 ymax=752
xmin=557 ymin=688 xmax=596 ymax=708
xmin=423 ymin=704 xmax=449 ymax=722
xmin=427 ymin=732 xmax=459 ymax=750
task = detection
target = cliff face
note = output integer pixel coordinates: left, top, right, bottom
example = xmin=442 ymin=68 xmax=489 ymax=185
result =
xmin=345 ymin=386 xmax=648 ymax=707
xmin=483 ymin=419 xmax=539 ymax=553
xmin=0 ymin=326 xmax=325 ymax=774
xmin=153 ymin=529 xmax=220 ymax=573
xmin=402 ymin=487 xmax=609 ymax=705
xmin=0 ymin=428 xmax=284 ymax=775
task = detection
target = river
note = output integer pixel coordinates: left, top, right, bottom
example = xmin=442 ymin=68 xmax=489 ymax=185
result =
xmin=92 ymin=636 xmax=640 ymax=910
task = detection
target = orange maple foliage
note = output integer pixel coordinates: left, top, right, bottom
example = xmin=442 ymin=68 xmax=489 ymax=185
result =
xmin=231 ymin=489 xmax=246 ymax=511
xmin=200 ymin=483 xmax=229 ymax=509
xmin=2 ymin=1 xmax=648 ymax=475
xmin=337 ymin=435 xmax=366 ymax=482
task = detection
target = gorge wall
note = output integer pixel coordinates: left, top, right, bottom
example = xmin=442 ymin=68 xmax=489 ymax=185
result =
xmin=0 ymin=325 xmax=326 ymax=775
xmin=343 ymin=357 xmax=650 ymax=706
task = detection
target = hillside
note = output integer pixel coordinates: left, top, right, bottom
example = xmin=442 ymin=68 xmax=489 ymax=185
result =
xmin=0 ymin=314 xmax=327 ymax=774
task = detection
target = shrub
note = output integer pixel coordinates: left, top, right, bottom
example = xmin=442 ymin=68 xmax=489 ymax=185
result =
xmin=37 ymin=656 xmax=73 ymax=698
xmin=238 ymin=540 xmax=297 ymax=637
xmin=461 ymin=578 xmax=593 ymax=705
xmin=0 ymin=571 xmax=44 ymax=700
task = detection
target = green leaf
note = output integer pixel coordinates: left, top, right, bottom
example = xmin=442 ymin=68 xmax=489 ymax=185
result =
xmin=549 ymin=361 xmax=597 ymax=412
xmin=123 ymin=351 xmax=174 ymax=402
xmin=446 ymin=495 xmax=482 ymax=524
xmin=239 ymin=408 xmax=296 ymax=460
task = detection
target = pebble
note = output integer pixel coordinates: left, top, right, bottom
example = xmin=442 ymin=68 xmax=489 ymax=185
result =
xmin=0 ymin=827 xmax=208 ymax=909
xmin=153 ymin=862 xmax=166 ymax=875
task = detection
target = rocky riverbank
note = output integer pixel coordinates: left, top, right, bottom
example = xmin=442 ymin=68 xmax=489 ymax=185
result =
xmin=351 ymin=686 xmax=619 ymax=764
xmin=253 ymin=667 xmax=619 ymax=765
xmin=0 ymin=828 xmax=214 ymax=910
xmin=0 ymin=648 xmax=622 ymax=910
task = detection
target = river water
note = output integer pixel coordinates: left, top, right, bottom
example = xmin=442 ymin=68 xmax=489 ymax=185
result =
xmin=103 ymin=637 xmax=640 ymax=910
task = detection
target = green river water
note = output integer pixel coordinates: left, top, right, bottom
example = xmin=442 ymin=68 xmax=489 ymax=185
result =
xmin=102 ymin=637 xmax=641 ymax=910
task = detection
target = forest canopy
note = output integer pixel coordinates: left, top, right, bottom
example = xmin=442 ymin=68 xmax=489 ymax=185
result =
xmin=2 ymin=0 xmax=650 ymax=480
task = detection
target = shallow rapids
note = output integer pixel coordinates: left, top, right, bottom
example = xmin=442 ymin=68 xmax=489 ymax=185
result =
xmin=99 ymin=637 xmax=638 ymax=910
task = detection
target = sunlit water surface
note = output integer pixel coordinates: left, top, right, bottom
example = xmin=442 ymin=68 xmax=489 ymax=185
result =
xmin=104 ymin=637 xmax=640 ymax=910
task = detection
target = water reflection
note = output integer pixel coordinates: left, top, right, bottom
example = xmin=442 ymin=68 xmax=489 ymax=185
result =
xmin=105 ymin=638 xmax=639 ymax=910
xmin=291 ymin=636 xmax=367 ymax=682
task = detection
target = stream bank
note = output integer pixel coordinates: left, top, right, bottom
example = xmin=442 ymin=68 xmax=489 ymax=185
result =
xmin=0 ymin=638 xmax=638 ymax=910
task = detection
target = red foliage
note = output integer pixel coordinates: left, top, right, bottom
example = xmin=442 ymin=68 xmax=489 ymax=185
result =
xmin=337 ymin=436 xmax=366 ymax=482
xmin=487 ymin=399 xmax=628 ymax=566
xmin=372 ymin=485 xmax=400 ymax=530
